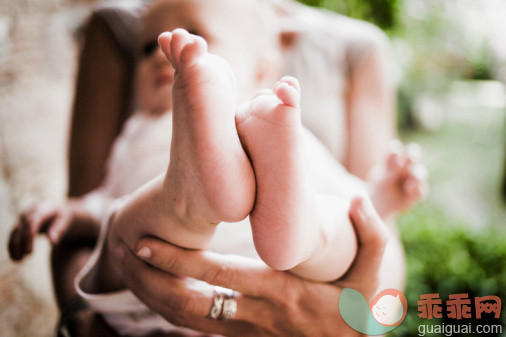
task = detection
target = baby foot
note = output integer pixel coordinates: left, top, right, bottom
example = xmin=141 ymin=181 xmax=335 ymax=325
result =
xmin=158 ymin=29 xmax=255 ymax=224
xmin=368 ymin=140 xmax=428 ymax=219
xmin=236 ymin=77 xmax=320 ymax=270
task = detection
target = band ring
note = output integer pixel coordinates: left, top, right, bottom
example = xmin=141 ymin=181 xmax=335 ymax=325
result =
xmin=207 ymin=286 xmax=226 ymax=320
xmin=207 ymin=286 xmax=237 ymax=320
xmin=221 ymin=291 xmax=237 ymax=320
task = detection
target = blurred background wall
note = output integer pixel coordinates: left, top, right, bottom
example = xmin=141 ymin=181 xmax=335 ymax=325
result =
xmin=0 ymin=0 xmax=91 ymax=336
xmin=0 ymin=0 xmax=505 ymax=336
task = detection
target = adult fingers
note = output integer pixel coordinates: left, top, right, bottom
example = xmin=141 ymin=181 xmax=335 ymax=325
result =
xmin=134 ymin=237 xmax=283 ymax=299
xmin=340 ymin=194 xmax=388 ymax=290
xmin=26 ymin=203 xmax=58 ymax=234
xmin=349 ymin=195 xmax=388 ymax=253
xmin=116 ymin=242 xmax=268 ymax=325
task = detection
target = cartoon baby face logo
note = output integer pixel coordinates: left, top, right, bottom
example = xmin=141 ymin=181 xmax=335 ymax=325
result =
xmin=339 ymin=288 xmax=408 ymax=335
xmin=370 ymin=289 xmax=408 ymax=326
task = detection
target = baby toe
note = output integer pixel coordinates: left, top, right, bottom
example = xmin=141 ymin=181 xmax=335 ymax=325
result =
xmin=180 ymin=36 xmax=207 ymax=67
xmin=158 ymin=32 xmax=173 ymax=61
xmin=279 ymin=76 xmax=300 ymax=93
xmin=274 ymin=81 xmax=300 ymax=109
xmin=170 ymin=29 xmax=191 ymax=68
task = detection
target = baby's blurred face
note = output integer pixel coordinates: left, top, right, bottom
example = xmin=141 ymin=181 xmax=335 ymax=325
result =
xmin=136 ymin=0 xmax=277 ymax=112
xmin=136 ymin=34 xmax=174 ymax=114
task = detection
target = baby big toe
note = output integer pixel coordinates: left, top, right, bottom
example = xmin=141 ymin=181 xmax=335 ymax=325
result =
xmin=180 ymin=36 xmax=207 ymax=67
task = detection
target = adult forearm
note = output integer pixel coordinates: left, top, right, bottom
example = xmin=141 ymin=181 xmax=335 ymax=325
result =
xmin=345 ymin=47 xmax=396 ymax=179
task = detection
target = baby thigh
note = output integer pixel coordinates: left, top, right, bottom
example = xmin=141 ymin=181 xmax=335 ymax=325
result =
xmin=302 ymin=128 xmax=366 ymax=199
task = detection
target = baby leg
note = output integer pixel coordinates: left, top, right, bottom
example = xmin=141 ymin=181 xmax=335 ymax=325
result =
xmin=90 ymin=30 xmax=257 ymax=292
xmin=160 ymin=29 xmax=256 ymax=225
xmin=112 ymin=30 xmax=256 ymax=250
xmin=236 ymin=77 xmax=357 ymax=281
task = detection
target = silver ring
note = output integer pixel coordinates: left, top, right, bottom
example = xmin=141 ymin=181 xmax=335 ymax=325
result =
xmin=221 ymin=291 xmax=237 ymax=320
xmin=207 ymin=286 xmax=237 ymax=320
xmin=207 ymin=286 xmax=226 ymax=320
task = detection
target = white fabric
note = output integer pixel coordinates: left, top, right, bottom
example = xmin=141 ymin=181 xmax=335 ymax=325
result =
xmin=101 ymin=111 xmax=173 ymax=199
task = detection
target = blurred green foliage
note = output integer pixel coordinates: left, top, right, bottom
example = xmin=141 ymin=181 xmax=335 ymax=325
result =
xmin=389 ymin=204 xmax=506 ymax=336
xmin=296 ymin=0 xmax=400 ymax=30
xmin=465 ymin=42 xmax=494 ymax=80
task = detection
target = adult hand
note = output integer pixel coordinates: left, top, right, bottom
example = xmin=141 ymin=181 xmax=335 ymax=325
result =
xmin=114 ymin=195 xmax=388 ymax=336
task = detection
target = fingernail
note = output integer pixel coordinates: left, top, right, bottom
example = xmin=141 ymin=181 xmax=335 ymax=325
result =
xmin=359 ymin=196 xmax=376 ymax=221
xmin=355 ymin=195 xmax=368 ymax=222
xmin=136 ymin=246 xmax=152 ymax=259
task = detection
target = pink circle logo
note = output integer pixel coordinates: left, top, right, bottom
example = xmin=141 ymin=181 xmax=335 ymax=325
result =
xmin=370 ymin=289 xmax=408 ymax=326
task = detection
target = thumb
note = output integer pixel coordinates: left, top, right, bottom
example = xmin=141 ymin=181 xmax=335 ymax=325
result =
xmin=339 ymin=194 xmax=388 ymax=298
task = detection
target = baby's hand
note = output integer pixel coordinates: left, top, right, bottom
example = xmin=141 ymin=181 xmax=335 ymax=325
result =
xmin=8 ymin=199 xmax=90 ymax=261
xmin=368 ymin=140 xmax=429 ymax=219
